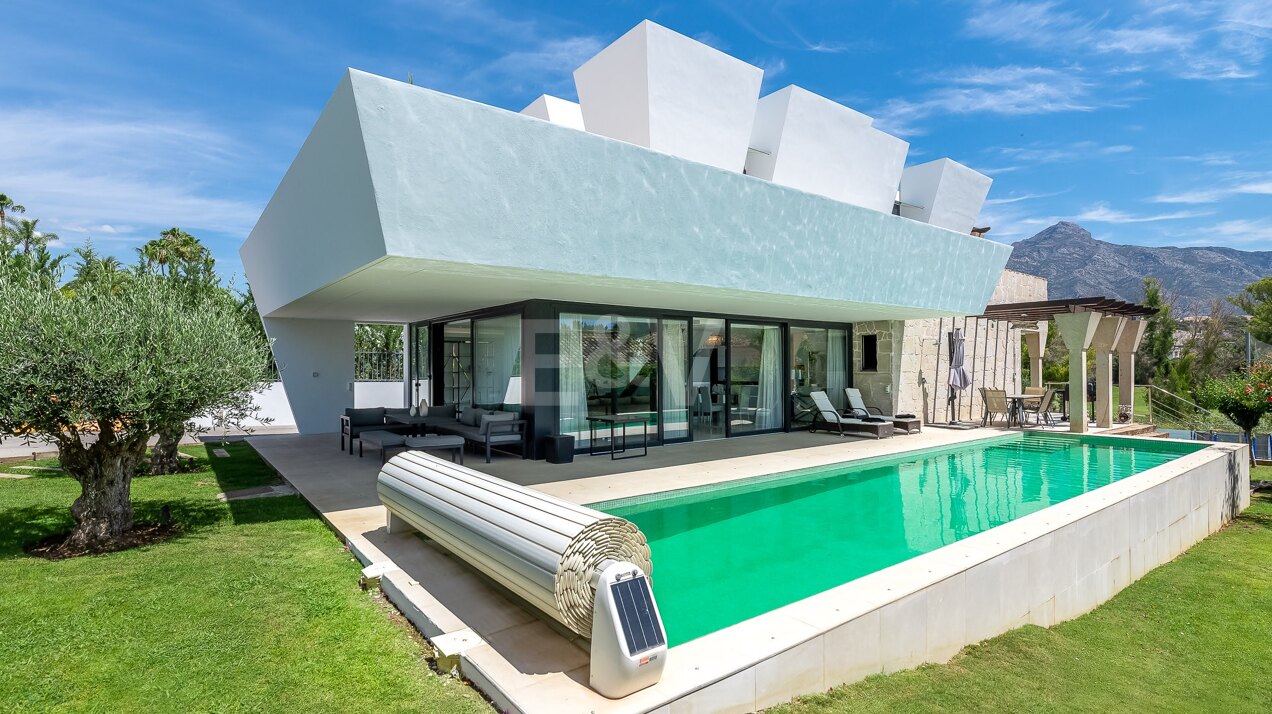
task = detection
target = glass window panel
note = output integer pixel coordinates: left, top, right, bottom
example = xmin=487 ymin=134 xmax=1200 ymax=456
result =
xmin=559 ymin=313 xmax=658 ymax=447
xmin=474 ymin=314 xmax=521 ymax=412
xmin=441 ymin=320 xmax=472 ymax=408
xmin=410 ymin=323 xmax=429 ymax=409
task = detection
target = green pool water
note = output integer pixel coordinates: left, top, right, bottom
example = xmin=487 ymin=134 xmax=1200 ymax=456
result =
xmin=592 ymin=432 xmax=1205 ymax=646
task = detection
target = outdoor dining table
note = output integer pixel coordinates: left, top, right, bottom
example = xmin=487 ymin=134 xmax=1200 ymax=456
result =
xmin=1004 ymin=394 xmax=1034 ymax=428
xmin=587 ymin=413 xmax=650 ymax=460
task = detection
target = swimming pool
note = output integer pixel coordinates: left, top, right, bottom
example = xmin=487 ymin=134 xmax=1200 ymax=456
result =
xmin=592 ymin=432 xmax=1207 ymax=646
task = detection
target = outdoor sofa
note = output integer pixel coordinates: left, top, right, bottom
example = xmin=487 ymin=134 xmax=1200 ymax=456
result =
xmin=341 ymin=407 xmax=414 ymax=454
xmin=348 ymin=402 xmax=526 ymax=463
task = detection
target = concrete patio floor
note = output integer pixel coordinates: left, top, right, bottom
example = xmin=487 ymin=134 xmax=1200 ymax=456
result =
xmin=248 ymin=425 xmax=1097 ymax=713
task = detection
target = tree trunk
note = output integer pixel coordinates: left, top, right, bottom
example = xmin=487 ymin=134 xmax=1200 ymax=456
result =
xmin=59 ymin=435 xmax=147 ymax=550
xmin=149 ymin=423 xmax=185 ymax=475
xmin=1247 ymin=429 xmax=1257 ymax=466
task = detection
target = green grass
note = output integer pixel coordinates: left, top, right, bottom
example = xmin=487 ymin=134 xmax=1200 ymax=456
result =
xmin=0 ymin=443 xmax=488 ymax=713
xmin=775 ymin=467 xmax=1272 ymax=713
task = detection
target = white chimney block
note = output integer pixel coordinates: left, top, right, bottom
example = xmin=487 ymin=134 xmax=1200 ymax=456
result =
xmin=898 ymin=158 xmax=993 ymax=234
xmin=573 ymin=20 xmax=763 ymax=172
xmin=520 ymin=95 xmax=586 ymax=131
xmin=744 ymin=85 xmax=908 ymax=214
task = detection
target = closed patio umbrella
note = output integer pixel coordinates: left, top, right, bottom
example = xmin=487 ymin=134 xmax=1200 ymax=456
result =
xmin=947 ymin=328 xmax=971 ymax=424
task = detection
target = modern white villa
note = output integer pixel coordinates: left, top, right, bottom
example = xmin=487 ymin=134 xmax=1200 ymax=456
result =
xmin=242 ymin=20 xmax=1019 ymax=453
xmin=241 ymin=20 xmax=1250 ymax=714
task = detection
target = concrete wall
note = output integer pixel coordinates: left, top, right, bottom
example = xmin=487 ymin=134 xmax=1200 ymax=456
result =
xmin=853 ymin=269 xmax=1048 ymax=422
xmin=265 ymin=317 xmax=355 ymax=434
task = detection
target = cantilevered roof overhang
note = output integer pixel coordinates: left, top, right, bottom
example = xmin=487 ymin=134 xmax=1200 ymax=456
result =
xmin=241 ymin=70 xmax=1013 ymax=325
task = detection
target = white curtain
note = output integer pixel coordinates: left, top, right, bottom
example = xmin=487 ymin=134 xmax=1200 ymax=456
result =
xmin=559 ymin=317 xmax=590 ymax=442
xmin=757 ymin=325 xmax=783 ymax=429
xmin=660 ymin=321 xmax=688 ymax=439
xmin=827 ymin=328 xmax=847 ymax=410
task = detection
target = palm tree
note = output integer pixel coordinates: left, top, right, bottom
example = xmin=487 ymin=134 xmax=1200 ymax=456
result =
xmin=5 ymin=217 xmax=57 ymax=255
xmin=0 ymin=194 xmax=24 ymax=236
xmin=139 ymin=227 xmax=204 ymax=277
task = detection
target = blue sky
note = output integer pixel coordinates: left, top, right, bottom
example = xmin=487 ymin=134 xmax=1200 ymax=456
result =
xmin=3 ymin=0 xmax=1270 ymax=285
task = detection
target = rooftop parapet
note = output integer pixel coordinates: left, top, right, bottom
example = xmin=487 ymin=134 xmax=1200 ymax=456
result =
xmin=898 ymin=158 xmax=993 ymax=234
xmin=573 ymin=20 xmax=763 ymax=173
xmin=745 ymin=85 xmax=909 ymax=214
xmin=520 ymin=95 xmax=586 ymax=131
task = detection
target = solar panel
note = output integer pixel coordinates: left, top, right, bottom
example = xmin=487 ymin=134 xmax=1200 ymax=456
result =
xmin=610 ymin=575 xmax=665 ymax=655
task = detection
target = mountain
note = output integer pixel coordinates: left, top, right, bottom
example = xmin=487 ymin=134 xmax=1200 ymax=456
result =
xmin=1005 ymin=221 xmax=1272 ymax=315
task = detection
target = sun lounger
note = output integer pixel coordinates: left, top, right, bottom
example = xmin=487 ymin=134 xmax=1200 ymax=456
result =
xmin=845 ymin=387 xmax=920 ymax=433
xmin=808 ymin=390 xmax=894 ymax=439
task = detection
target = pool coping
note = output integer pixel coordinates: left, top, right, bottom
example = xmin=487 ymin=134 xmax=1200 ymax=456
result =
xmin=259 ymin=430 xmax=1250 ymax=714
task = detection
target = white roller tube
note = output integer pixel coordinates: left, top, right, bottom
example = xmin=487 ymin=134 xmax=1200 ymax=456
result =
xmin=376 ymin=451 xmax=653 ymax=639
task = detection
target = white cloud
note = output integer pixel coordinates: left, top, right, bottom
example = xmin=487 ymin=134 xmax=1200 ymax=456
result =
xmin=1208 ymin=218 xmax=1272 ymax=244
xmin=983 ymin=190 xmax=1068 ymax=205
xmin=991 ymin=140 xmax=1134 ymax=164
xmin=1152 ymin=172 xmax=1272 ymax=203
xmin=873 ymin=65 xmax=1092 ymax=135
xmin=0 ymin=107 xmax=262 ymax=248
xmin=965 ymin=0 xmax=1271 ymax=81
xmin=1074 ymin=201 xmax=1214 ymax=223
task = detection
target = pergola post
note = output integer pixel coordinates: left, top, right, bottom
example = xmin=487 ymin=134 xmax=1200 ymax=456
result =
xmin=1023 ymin=321 xmax=1048 ymax=388
xmin=1054 ymin=311 xmax=1102 ymax=434
xmin=1091 ymin=316 xmax=1127 ymax=428
xmin=1116 ymin=319 xmax=1149 ymax=416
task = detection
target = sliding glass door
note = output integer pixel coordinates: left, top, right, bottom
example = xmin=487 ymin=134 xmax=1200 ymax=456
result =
xmin=729 ymin=323 xmax=783 ymax=434
xmin=660 ymin=319 xmax=690 ymax=441
xmin=559 ymin=313 xmax=658 ymax=449
xmin=689 ymin=318 xmax=726 ymax=440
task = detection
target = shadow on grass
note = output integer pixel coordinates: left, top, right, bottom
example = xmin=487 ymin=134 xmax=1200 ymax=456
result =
xmin=0 ymin=498 xmax=228 ymax=559
xmin=195 ymin=441 xmax=316 ymax=526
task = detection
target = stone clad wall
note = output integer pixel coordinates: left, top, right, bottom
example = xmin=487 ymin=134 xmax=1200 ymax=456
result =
xmin=852 ymin=269 xmax=1047 ymax=423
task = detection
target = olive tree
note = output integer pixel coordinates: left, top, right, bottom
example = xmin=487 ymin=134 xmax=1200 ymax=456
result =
xmin=0 ymin=274 xmax=273 ymax=551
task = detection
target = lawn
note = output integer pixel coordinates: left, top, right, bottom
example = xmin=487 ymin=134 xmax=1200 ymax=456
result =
xmin=0 ymin=443 xmax=488 ymax=713
xmin=3 ymin=447 xmax=1268 ymax=713
xmin=776 ymin=468 xmax=1272 ymax=713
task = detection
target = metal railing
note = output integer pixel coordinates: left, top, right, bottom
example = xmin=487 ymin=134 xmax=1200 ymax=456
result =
xmin=354 ymin=351 xmax=404 ymax=382
xmin=1039 ymin=382 xmax=1239 ymax=435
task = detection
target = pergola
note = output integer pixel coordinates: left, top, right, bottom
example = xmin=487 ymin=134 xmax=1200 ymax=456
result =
xmin=979 ymin=297 xmax=1158 ymax=433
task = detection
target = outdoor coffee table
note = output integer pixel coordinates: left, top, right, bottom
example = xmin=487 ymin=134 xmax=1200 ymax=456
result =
xmin=891 ymin=416 xmax=922 ymax=434
xmin=386 ymin=413 xmax=435 ymax=437
xmin=402 ymin=435 xmax=465 ymax=465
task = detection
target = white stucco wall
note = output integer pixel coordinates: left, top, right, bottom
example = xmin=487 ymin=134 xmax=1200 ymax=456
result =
xmin=240 ymin=75 xmax=386 ymax=323
xmin=745 ymin=85 xmax=908 ymax=214
xmin=520 ymin=95 xmax=585 ymax=131
xmin=264 ymin=317 xmax=355 ymax=433
xmin=353 ymin=381 xmax=406 ymax=409
xmin=574 ymin=20 xmax=763 ymax=172
xmin=242 ymin=70 xmax=1011 ymax=326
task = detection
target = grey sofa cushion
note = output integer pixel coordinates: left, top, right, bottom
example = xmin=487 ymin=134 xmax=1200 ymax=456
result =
xmin=479 ymin=412 xmax=515 ymax=434
xmin=459 ymin=407 xmax=488 ymax=427
xmin=426 ymin=405 xmax=456 ymax=418
xmin=346 ymin=407 xmax=386 ymax=427
xmin=384 ymin=407 xmax=411 ymax=418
